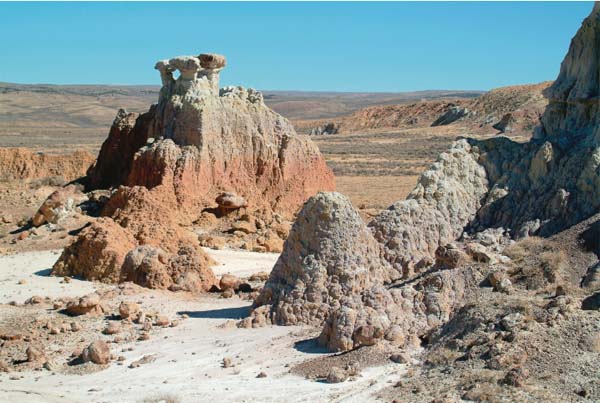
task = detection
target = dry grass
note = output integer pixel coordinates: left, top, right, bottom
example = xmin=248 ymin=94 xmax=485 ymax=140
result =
xmin=335 ymin=175 xmax=418 ymax=210
xmin=504 ymin=237 xmax=568 ymax=291
xmin=138 ymin=394 xmax=181 ymax=403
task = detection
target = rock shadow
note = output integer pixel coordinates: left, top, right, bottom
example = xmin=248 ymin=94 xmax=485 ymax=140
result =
xmin=178 ymin=305 xmax=251 ymax=320
xmin=293 ymin=337 xmax=329 ymax=355
xmin=34 ymin=268 xmax=52 ymax=277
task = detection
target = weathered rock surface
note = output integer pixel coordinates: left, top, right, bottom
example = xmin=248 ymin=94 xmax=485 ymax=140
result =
xmin=120 ymin=244 xmax=215 ymax=292
xmin=431 ymin=106 xmax=470 ymax=126
xmin=369 ymin=139 xmax=488 ymax=278
xmin=32 ymin=184 xmax=86 ymax=227
xmin=52 ymin=218 xmax=137 ymax=283
xmin=87 ymin=53 xmax=334 ymax=217
xmin=86 ymin=109 xmax=152 ymax=189
xmin=0 ymin=148 xmax=94 ymax=182
xmin=250 ymin=192 xmax=394 ymax=343
xmin=251 ymin=5 xmax=600 ymax=358
xmin=53 ymin=186 xmax=216 ymax=292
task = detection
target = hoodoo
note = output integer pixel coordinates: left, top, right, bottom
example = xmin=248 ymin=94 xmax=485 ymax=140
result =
xmin=87 ymin=53 xmax=335 ymax=216
xmin=53 ymin=52 xmax=335 ymax=287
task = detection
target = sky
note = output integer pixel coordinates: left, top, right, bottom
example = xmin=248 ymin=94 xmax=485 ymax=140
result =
xmin=0 ymin=1 xmax=594 ymax=92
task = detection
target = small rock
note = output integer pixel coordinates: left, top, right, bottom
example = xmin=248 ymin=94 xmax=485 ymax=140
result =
xmin=222 ymin=357 xmax=233 ymax=368
xmin=219 ymin=274 xmax=241 ymax=291
xmin=256 ymin=371 xmax=267 ymax=378
xmin=326 ymin=367 xmax=348 ymax=383
xmin=501 ymin=313 xmax=523 ymax=332
xmin=70 ymin=322 xmax=82 ymax=332
xmin=248 ymin=271 xmax=269 ymax=282
xmin=81 ymin=341 xmax=110 ymax=365
xmin=503 ymin=367 xmax=529 ymax=387
xmin=103 ymin=322 xmax=121 ymax=335
xmin=155 ymin=316 xmax=170 ymax=327
xmin=25 ymin=295 xmax=44 ymax=305
xmin=66 ymin=293 xmax=103 ymax=316
xmin=119 ymin=302 xmax=140 ymax=319
xmin=26 ymin=347 xmax=46 ymax=363
xmin=390 ymin=353 xmax=410 ymax=364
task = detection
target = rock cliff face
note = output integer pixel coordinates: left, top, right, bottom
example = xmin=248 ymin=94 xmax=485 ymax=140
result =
xmin=87 ymin=54 xmax=334 ymax=216
xmin=539 ymin=3 xmax=600 ymax=147
xmin=250 ymin=4 xmax=600 ymax=353
xmin=372 ymin=5 xmax=600 ymax=275
xmin=0 ymin=148 xmax=94 ymax=182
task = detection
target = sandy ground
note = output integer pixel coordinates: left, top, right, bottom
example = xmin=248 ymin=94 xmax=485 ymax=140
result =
xmin=0 ymin=249 xmax=404 ymax=403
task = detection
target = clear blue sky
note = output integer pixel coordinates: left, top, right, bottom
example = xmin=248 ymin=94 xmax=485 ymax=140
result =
xmin=0 ymin=1 xmax=593 ymax=92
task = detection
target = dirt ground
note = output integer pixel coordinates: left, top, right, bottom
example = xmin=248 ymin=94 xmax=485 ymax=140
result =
xmin=0 ymin=250 xmax=406 ymax=403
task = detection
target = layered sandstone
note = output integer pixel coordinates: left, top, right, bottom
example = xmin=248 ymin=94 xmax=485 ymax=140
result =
xmin=87 ymin=53 xmax=334 ymax=216
xmin=54 ymin=52 xmax=332 ymax=291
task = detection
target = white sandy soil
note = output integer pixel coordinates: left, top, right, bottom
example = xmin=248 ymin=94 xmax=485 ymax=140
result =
xmin=0 ymin=249 xmax=405 ymax=403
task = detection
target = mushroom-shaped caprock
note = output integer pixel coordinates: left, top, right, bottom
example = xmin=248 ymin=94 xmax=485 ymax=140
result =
xmin=199 ymin=53 xmax=227 ymax=70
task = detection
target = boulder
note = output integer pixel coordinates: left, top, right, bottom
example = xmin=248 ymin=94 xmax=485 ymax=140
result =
xmin=81 ymin=341 xmax=110 ymax=365
xmin=65 ymin=293 xmax=103 ymax=316
xmin=219 ymin=274 xmax=242 ymax=291
xmin=120 ymin=244 xmax=216 ymax=293
xmin=118 ymin=302 xmax=140 ymax=319
xmin=32 ymin=185 xmax=86 ymax=227
xmin=216 ymin=192 xmax=247 ymax=215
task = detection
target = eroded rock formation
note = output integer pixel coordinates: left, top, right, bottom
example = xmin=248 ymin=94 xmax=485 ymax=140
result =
xmin=54 ymin=52 xmax=333 ymax=292
xmin=87 ymin=53 xmax=334 ymax=216
xmin=250 ymin=192 xmax=394 ymax=330
xmin=0 ymin=148 xmax=94 ymax=182
xmin=250 ymin=4 xmax=600 ymax=353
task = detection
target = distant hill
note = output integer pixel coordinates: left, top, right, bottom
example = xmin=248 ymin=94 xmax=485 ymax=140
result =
xmin=0 ymin=81 xmax=482 ymax=150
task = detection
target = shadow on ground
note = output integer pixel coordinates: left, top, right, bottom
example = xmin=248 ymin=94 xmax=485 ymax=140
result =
xmin=293 ymin=337 xmax=329 ymax=354
xmin=34 ymin=268 xmax=52 ymax=276
xmin=178 ymin=305 xmax=251 ymax=320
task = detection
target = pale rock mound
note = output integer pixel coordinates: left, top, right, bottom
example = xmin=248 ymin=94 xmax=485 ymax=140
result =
xmin=249 ymin=192 xmax=394 ymax=334
xmin=371 ymin=5 xmax=600 ymax=276
xmin=253 ymin=5 xmax=600 ymax=354
xmin=369 ymin=139 xmax=488 ymax=278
